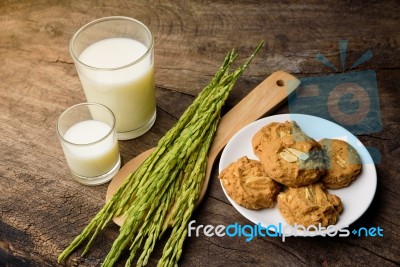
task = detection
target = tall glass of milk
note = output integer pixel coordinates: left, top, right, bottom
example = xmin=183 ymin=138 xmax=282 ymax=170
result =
xmin=69 ymin=16 xmax=156 ymax=140
xmin=57 ymin=103 xmax=121 ymax=185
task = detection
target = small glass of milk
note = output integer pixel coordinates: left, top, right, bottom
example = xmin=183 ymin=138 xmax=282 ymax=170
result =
xmin=56 ymin=103 xmax=121 ymax=185
xmin=69 ymin=16 xmax=156 ymax=140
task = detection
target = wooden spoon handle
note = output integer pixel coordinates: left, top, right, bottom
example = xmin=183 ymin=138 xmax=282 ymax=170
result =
xmin=197 ymin=70 xmax=300 ymax=205
xmin=107 ymin=71 xmax=300 ymax=221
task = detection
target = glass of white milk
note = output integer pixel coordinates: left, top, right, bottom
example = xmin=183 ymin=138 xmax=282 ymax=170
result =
xmin=69 ymin=16 xmax=156 ymax=140
xmin=56 ymin=103 xmax=121 ymax=185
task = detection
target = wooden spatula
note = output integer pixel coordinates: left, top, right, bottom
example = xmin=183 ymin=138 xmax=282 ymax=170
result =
xmin=106 ymin=71 xmax=300 ymax=225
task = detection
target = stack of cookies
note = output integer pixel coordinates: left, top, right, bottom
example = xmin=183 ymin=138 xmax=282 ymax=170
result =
xmin=219 ymin=121 xmax=362 ymax=228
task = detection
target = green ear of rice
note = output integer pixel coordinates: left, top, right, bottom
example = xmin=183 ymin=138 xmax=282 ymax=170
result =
xmin=58 ymin=42 xmax=263 ymax=267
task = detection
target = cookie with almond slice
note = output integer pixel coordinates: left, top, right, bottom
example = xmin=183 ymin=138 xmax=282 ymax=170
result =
xmin=277 ymin=183 xmax=343 ymax=227
xmin=319 ymin=138 xmax=362 ymax=189
xmin=219 ymin=156 xmax=280 ymax=209
xmin=252 ymin=121 xmax=302 ymax=158
xmin=259 ymin=130 xmax=325 ymax=187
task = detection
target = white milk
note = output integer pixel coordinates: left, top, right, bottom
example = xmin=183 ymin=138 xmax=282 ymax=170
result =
xmin=77 ymin=38 xmax=156 ymax=138
xmin=62 ymin=120 xmax=120 ymax=178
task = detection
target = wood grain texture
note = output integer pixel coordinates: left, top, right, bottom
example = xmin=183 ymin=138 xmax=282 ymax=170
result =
xmin=0 ymin=0 xmax=399 ymax=266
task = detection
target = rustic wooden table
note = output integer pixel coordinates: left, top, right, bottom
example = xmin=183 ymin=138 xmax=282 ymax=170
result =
xmin=1 ymin=1 xmax=399 ymax=266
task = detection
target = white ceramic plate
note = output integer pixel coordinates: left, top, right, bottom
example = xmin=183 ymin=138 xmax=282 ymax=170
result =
xmin=219 ymin=114 xmax=377 ymax=237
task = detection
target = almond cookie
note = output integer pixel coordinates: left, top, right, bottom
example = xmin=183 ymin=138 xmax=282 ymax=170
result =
xmin=319 ymin=138 xmax=362 ymax=189
xmin=252 ymin=121 xmax=302 ymax=158
xmin=277 ymin=183 xmax=343 ymax=227
xmin=219 ymin=156 xmax=280 ymax=210
xmin=258 ymin=130 xmax=325 ymax=187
